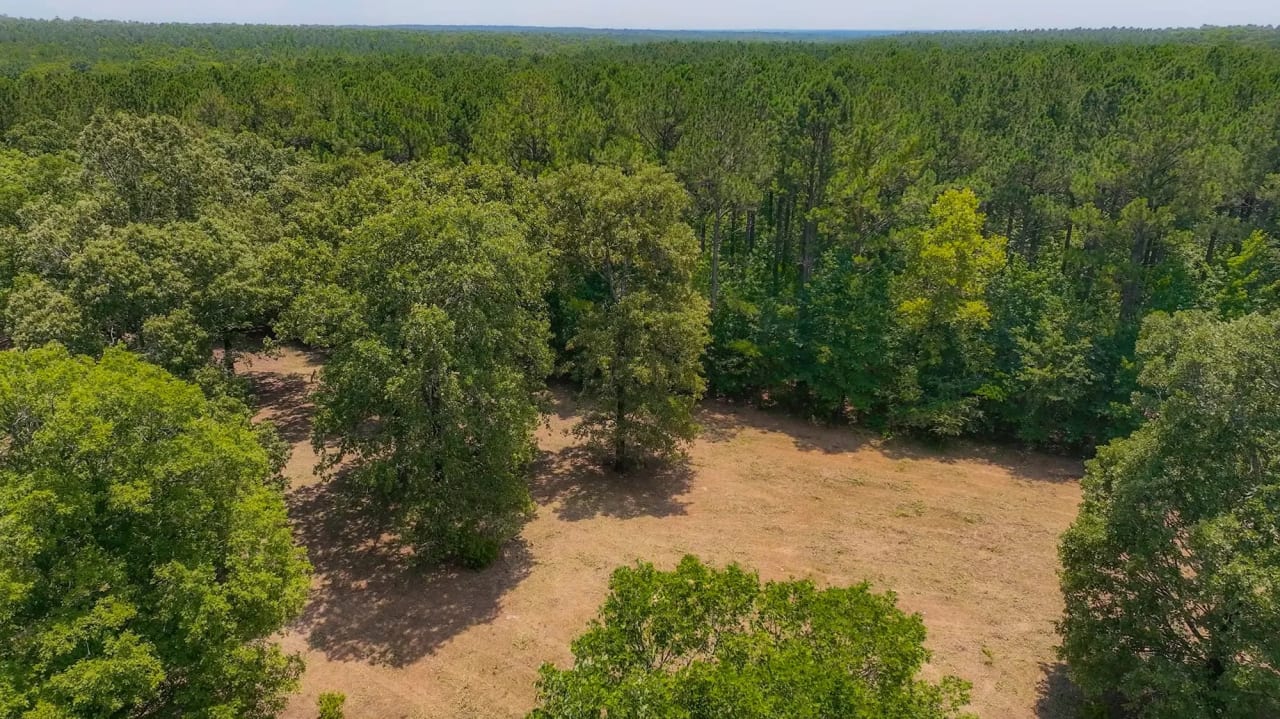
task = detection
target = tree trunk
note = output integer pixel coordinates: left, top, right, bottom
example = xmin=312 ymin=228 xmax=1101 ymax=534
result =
xmin=732 ymin=207 xmax=742 ymax=259
xmin=1061 ymin=220 xmax=1073 ymax=274
xmin=1119 ymin=225 xmax=1152 ymax=326
xmin=613 ymin=393 xmax=628 ymax=472
xmin=221 ymin=332 xmax=235 ymax=373
xmin=780 ymin=197 xmax=794 ymax=288
xmin=772 ymin=196 xmax=786 ymax=289
xmin=710 ymin=209 xmax=723 ymax=311
xmin=801 ymin=215 xmax=817 ymax=287
xmin=612 ymin=331 xmax=629 ymax=471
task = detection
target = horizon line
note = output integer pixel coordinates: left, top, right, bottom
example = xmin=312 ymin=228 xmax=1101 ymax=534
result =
xmin=3 ymin=15 xmax=1277 ymax=34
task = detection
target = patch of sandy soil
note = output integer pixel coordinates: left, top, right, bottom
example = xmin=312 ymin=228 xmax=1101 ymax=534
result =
xmin=241 ymin=347 xmax=1084 ymax=719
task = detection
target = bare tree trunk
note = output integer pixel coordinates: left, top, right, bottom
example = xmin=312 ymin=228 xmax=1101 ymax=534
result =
xmin=1120 ymin=225 xmax=1152 ymax=326
xmin=612 ymin=332 xmax=628 ymax=471
xmin=221 ymin=332 xmax=235 ymax=373
xmin=772 ymin=196 xmax=786 ymax=289
xmin=1061 ymin=220 xmax=1073 ymax=275
xmin=801 ymin=214 xmax=817 ymax=287
xmin=780 ymin=197 xmax=794 ymax=287
xmin=613 ymin=393 xmax=627 ymax=471
xmin=729 ymin=208 xmax=739 ymax=261
xmin=710 ymin=208 xmax=723 ymax=311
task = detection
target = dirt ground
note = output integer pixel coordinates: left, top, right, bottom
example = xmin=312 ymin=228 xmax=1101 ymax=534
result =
xmin=239 ymin=347 xmax=1085 ymax=719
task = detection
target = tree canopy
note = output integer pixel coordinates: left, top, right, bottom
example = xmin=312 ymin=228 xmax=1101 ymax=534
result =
xmin=1059 ymin=311 xmax=1280 ymax=718
xmin=283 ymin=189 xmax=552 ymax=567
xmin=0 ymin=346 xmax=310 ymax=718
xmin=532 ymin=555 xmax=973 ymax=719
xmin=543 ymin=163 xmax=709 ymax=469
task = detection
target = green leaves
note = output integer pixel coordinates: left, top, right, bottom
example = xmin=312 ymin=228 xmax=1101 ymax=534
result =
xmin=894 ymin=188 xmax=1007 ymax=334
xmin=1058 ymin=311 xmax=1280 ymax=718
xmin=543 ymin=164 xmax=710 ymax=470
xmin=533 ymin=556 xmax=973 ymax=719
xmin=291 ymin=193 xmax=551 ymax=567
xmin=887 ymin=188 xmax=1007 ymax=436
xmin=0 ymin=346 xmax=310 ymax=718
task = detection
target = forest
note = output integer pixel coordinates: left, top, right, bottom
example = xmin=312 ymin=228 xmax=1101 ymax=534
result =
xmin=1 ymin=16 xmax=1278 ymax=719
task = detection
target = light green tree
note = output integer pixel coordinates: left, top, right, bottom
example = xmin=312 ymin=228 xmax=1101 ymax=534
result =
xmin=543 ymin=164 xmax=710 ymax=470
xmin=1059 ymin=310 xmax=1280 ymax=718
xmin=1217 ymin=230 xmax=1280 ymax=318
xmin=531 ymin=556 xmax=973 ymax=719
xmin=889 ymin=188 xmax=1007 ymax=436
xmin=0 ymin=346 xmax=310 ymax=718
xmin=2 ymin=274 xmax=94 ymax=353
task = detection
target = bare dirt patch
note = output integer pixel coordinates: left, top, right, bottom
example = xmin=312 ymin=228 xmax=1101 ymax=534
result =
xmin=246 ymin=348 xmax=1083 ymax=719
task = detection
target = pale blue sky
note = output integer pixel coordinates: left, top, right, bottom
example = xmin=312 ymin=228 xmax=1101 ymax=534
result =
xmin=5 ymin=0 xmax=1277 ymax=31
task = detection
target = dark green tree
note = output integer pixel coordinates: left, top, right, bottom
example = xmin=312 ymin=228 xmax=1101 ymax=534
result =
xmin=282 ymin=197 xmax=551 ymax=567
xmin=1059 ymin=311 xmax=1280 ymax=718
xmin=543 ymin=164 xmax=710 ymax=470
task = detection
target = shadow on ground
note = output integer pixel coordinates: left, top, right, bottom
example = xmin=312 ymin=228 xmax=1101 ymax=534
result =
xmin=286 ymin=475 xmax=534 ymax=667
xmin=530 ymin=445 xmax=694 ymax=521
xmin=245 ymin=371 xmax=314 ymax=443
xmin=1036 ymin=662 xmax=1084 ymax=719
xmin=697 ymin=399 xmax=1081 ymax=484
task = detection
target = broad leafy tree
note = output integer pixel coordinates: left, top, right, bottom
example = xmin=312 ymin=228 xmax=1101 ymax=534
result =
xmin=282 ymin=197 xmax=552 ymax=567
xmin=543 ymin=164 xmax=710 ymax=470
xmin=532 ymin=556 xmax=974 ymax=719
xmin=0 ymin=346 xmax=310 ymax=718
xmin=889 ymin=188 xmax=1007 ymax=436
xmin=1059 ymin=311 xmax=1280 ymax=718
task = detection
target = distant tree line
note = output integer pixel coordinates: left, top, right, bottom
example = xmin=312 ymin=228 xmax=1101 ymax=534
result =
xmin=0 ymin=19 xmax=1278 ymax=719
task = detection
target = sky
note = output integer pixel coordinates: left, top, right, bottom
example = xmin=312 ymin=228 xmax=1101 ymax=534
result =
xmin=4 ymin=0 xmax=1277 ymax=31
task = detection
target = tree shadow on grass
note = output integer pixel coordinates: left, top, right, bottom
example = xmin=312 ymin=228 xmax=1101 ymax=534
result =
xmin=244 ymin=370 xmax=314 ymax=443
xmin=876 ymin=436 xmax=1083 ymax=484
xmin=529 ymin=445 xmax=693 ymax=522
xmin=1036 ymin=662 xmax=1085 ymax=719
xmin=286 ymin=474 xmax=534 ymax=667
xmin=697 ymin=399 xmax=1081 ymax=485
xmin=697 ymin=399 xmax=876 ymax=454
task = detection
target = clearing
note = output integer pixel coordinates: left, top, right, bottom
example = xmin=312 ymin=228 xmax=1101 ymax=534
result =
xmin=241 ymin=347 xmax=1084 ymax=719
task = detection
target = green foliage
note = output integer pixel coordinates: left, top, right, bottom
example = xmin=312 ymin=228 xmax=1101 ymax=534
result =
xmin=2 ymin=275 xmax=95 ymax=354
xmin=316 ymin=692 xmax=346 ymax=719
xmin=894 ymin=189 xmax=1007 ymax=333
xmin=1 ymin=26 xmax=1278 ymax=453
xmin=77 ymin=112 xmax=231 ymax=224
xmin=0 ymin=114 xmax=312 ymax=377
xmin=0 ymin=346 xmax=310 ymax=718
xmin=0 ymin=22 xmax=1279 ymax=714
xmin=1058 ymin=311 xmax=1280 ymax=718
xmin=284 ymin=194 xmax=551 ymax=567
xmin=795 ymin=249 xmax=895 ymax=420
xmin=1217 ymin=230 xmax=1280 ymax=318
xmin=888 ymin=188 xmax=1007 ymax=436
xmin=531 ymin=556 xmax=974 ymax=719
xmin=140 ymin=308 xmax=213 ymax=377
xmin=543 ymin=164 xmax=710 ymax=470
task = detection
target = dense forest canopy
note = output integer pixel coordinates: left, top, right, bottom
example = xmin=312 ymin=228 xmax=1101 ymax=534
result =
xmin=1 ymin=18 xmax=1279 ymax=450
xmin=1 ymin=17 xmax=1279 ymax=718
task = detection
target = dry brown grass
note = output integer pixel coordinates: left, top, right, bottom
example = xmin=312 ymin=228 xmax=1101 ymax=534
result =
xmin=242 ymin=347 xmax=1084 ymax=719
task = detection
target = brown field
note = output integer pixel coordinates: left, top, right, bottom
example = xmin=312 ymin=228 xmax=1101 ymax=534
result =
xmin=240 ymin=347 xmax=1085 ymax=719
